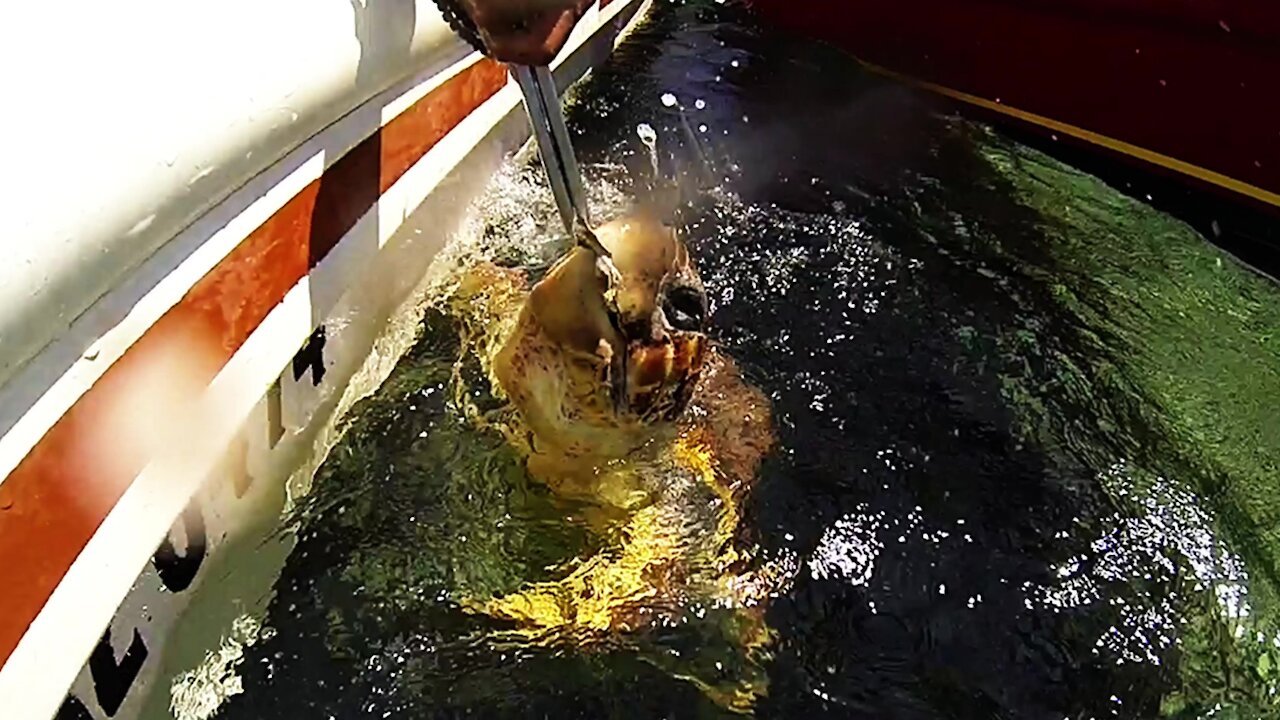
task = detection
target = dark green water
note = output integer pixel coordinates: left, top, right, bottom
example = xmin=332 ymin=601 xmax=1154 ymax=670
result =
xmin=206 ymin=1 xmax=1280 ymax=718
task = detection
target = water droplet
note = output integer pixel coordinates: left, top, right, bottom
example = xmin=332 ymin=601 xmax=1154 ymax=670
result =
xmin=660 ymin=92 xmax=677 ymax=107
xmin=636 ymin=123 xmax=657 ymax=146
xmin=694 ymin=99 xmax=706 ymax=110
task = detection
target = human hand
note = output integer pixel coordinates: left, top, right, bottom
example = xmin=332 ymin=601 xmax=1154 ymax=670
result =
xmin=457 ymin=0 xmax=593 ymax=65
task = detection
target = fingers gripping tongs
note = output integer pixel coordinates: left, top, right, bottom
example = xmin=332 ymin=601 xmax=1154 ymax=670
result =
xmin=509 ymin=66 xmax=613 ymax=262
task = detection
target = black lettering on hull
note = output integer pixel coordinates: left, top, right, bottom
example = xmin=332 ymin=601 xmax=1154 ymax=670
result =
xmin=55 ymin=695 xmax=93 ymax=720
xmin=152 ymin=502 xmax=207 ymax=592
xmin=291 ymin=326 xmax=327 ymax=386
xmin=88 ymin=627 xmax=147 ymax=717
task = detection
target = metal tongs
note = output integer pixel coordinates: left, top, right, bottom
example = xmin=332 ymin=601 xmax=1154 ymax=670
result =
xmin=509 ymin=65 xmax=613 ymax=263
xmin=512 ymin=64 xmax=628 ymax=408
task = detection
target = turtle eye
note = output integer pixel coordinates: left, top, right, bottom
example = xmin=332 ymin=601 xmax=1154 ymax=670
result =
xmin=662 ymin=284 xmax=707 ymax=332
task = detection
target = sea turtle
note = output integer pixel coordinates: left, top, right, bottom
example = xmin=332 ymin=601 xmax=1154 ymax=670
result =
xmin=437 ymin=208 xmax=791 ymax=711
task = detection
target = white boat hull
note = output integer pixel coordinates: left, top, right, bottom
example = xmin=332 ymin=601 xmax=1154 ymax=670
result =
xmin=0 ymin=1 xmax=649 ymax=717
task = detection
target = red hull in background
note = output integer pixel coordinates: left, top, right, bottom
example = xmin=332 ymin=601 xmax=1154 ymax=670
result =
xmin=746 ymin=0 xmax=1280 ymax=213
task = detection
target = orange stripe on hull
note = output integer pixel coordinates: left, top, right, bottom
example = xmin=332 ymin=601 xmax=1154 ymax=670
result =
xmin=0 ymin=57 xmax=508 ymax=668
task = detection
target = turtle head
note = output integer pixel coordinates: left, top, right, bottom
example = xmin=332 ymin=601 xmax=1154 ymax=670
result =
xmin=503 ymin=212 xmax=709 ymax=457
xmin=597 ymin=213 xmax=709 ymax=421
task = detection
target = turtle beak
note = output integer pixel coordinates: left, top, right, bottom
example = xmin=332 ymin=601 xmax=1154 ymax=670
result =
xmin=613 ymin=278 xmax=709 ymax=419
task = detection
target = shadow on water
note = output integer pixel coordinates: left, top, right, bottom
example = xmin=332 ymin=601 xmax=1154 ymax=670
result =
xmin=205 ymin=2 xmax=1280 ymax=719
